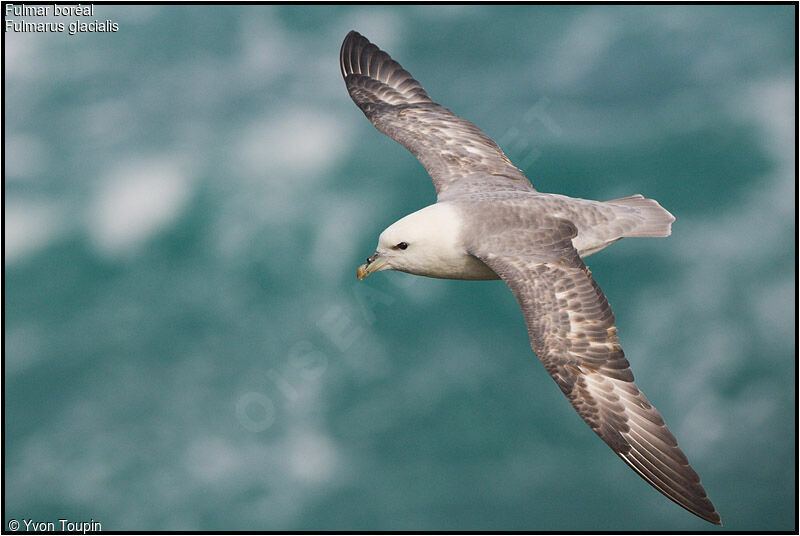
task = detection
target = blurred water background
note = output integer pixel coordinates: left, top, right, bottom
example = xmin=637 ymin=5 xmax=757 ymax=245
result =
xmin=4 ymin=5 xmax=795 ymax=531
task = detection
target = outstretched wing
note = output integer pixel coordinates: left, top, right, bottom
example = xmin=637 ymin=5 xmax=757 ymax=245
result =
xmin=469 ymin=220 xmax=721 ymax=525
xmin=340 ymin=31 xmax=534 ymax=199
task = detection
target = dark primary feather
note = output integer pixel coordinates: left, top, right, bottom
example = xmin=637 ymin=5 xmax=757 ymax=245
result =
xmin=340 ymin=31 xmax=534 ymax=199
xmin=465 ymin=211 xmax=721 ymax=525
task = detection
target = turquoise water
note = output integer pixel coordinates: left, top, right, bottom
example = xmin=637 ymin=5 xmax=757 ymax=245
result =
xmin=4 ymin=5 xmax=795 ymax=531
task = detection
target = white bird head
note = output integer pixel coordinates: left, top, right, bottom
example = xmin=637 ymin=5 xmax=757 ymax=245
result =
xmin=357 ymin=203 xmax=462 ymax=280
xmin=356 ymin=203 xmax=497 ymax=281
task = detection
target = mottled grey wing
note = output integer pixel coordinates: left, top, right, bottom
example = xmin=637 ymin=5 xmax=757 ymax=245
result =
xmin=340 ymin=31 xmax=534 ymax=200
xmin=469 ymin=220 xmax=721 ymax=525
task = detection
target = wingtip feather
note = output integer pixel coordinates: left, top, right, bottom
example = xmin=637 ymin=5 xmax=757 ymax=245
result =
xmin=340 ymin=31 xmax=432 ymax=105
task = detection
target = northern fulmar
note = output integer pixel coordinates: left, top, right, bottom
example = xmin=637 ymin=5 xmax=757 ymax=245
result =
xmin=341 ymin=30 xmax=720 ymax=525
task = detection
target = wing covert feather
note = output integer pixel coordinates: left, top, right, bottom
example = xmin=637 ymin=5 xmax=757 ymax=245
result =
xmin=470 ymin=224 xmax=721 ymax=525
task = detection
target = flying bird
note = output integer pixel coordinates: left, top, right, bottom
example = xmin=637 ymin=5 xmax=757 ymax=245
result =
xmin=341 ymin=30 xmax=720 ymax=526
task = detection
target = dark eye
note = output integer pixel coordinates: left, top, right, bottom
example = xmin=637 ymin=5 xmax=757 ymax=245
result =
xmin=395 ymin=242 xmax=408 ymax=250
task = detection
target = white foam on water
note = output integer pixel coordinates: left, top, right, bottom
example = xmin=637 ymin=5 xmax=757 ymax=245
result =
xmin=88 ymin=156 xmax=194 ymax=255
xmin=546 ymin=10 xmax=620 ymax=89
xmin=4 ymin=201 xmax=63 ymax=263
xmin=235 ymin=108 xmax=350 ymax=182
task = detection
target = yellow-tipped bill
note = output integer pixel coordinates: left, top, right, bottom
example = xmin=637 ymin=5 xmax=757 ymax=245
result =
xmin=356 ymin=253 xmax=390 ymax=280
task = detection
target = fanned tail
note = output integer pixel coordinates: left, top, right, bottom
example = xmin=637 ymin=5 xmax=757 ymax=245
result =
xmin=605 ymin=194 xmax=675 ymax=238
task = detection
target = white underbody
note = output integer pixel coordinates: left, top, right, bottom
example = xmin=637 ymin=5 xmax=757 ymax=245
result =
xmin=371 ymin=202 xmax=617 ymax=281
